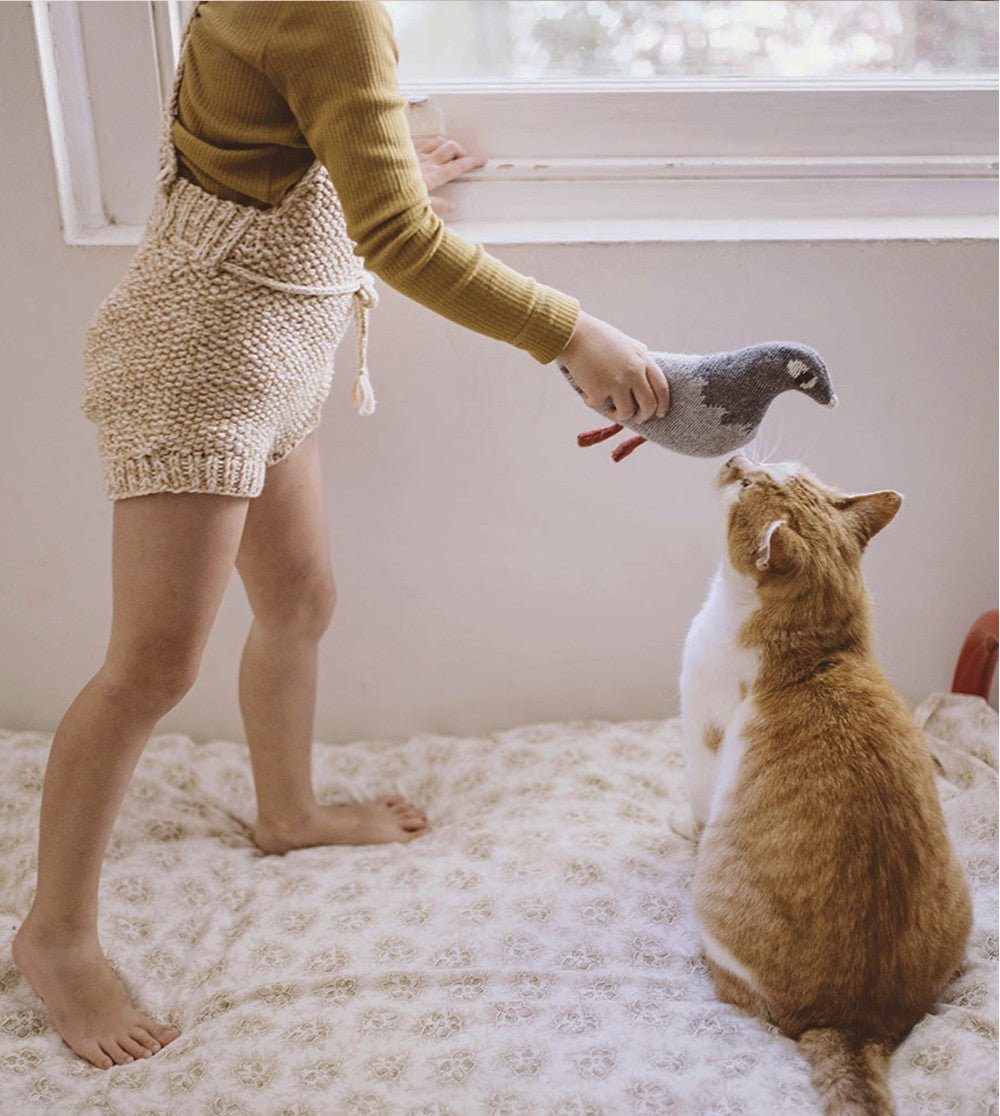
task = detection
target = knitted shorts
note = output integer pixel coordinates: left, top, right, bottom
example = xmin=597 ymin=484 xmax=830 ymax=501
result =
xmin=82 ymin=167 xmax=372 ymax=501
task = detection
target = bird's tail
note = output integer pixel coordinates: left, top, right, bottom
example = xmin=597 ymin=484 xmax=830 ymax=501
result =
xmin=798 ymin=1029 xmax=896 ymax=1116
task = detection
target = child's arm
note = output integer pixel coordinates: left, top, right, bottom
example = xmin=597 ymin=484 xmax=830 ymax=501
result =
xmin=254 ymin=0 xmax=668 ymax=420
xmin=258 ymin=1 xmax=576 ymax=365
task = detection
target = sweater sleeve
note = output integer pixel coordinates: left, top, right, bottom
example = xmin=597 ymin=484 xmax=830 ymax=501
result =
xmin=256 ymin=1 xmax=578 ymax=365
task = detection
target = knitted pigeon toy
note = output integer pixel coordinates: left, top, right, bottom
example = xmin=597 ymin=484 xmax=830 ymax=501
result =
xmin=563 ymin=342 xmax=835 ymax=461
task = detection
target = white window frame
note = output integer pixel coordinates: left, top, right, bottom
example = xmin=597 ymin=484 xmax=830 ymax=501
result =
xmin=33 ymin=0 xmax=196 ymax=245
xmin=417 ymin=78 xmax=998 ymax=243
xmin=33 ymin=1 xmax=998 ymax=247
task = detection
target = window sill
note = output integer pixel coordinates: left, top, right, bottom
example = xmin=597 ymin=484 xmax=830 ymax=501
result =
xmin=449 ymin=215 xmax=997 ymax=246
xmin=73 ymin=214 xmax=996 ymax=249
xmin=85 ymin=155 xmax=997 ymax=248
xmin=440 ymin=154 xmax=997 ymax=245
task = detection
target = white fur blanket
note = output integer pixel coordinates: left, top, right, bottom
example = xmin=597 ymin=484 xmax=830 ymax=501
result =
xmin=1 ymin=695 xmax=996 ymax=1114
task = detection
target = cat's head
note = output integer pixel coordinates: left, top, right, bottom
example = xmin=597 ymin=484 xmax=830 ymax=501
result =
xmin=716 ymin=454 xmax=902 ymax=592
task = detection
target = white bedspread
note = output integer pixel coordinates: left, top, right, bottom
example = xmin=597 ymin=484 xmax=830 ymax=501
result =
xmin=1 ymin=695 xmax=996 ymax=1115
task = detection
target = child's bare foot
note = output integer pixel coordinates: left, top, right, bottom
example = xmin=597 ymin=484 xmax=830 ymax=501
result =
xmin=11 ymin=921 xmax=180 ymax=1069
xmin=253 ymin=796 xmax=430 ymax=854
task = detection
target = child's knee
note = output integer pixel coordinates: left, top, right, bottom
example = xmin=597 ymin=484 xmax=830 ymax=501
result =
xmin=100 ymin=642 xmax=202 ymax=715
xmin=251 ymin=567 xmax=336 ymax=640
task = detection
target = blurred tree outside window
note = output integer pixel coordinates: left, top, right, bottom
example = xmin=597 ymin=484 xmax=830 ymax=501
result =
xmin=383 ymin=0 xmax=998 ymax=83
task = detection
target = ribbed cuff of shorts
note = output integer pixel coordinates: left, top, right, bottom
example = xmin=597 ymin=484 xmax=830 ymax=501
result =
xmin=104 ymin=451 xmax=267 ymax=501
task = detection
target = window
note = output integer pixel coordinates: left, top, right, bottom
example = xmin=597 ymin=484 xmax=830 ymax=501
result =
xmin=33 ymin=0 xmax=998 ymax=246
xmin=33 ymin=0 xmax=195 ymax=242
xmin=384 ymin=0 xmax=998 ymax=82
xmin=387 ymin=0 xmax=998 ymax=242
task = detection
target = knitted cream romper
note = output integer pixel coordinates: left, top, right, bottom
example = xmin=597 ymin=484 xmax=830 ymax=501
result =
xmin=82 ymin=14 xmax=377 ymax=501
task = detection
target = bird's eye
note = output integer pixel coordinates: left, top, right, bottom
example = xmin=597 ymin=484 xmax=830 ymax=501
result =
xmin=740 ymin=478 xmax=752 ymax=488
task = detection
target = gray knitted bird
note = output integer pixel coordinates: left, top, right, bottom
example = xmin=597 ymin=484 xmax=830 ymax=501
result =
xmin=563 ymin=341 xmax=836 ymax=461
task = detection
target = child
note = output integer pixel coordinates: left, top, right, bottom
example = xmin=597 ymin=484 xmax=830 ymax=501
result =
xmin=12 ymin=1 xmax=669 ymax=1070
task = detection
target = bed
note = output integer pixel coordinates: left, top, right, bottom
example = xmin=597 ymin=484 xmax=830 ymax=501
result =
xmin=1 ymin=693 xmax=996 ymax=1115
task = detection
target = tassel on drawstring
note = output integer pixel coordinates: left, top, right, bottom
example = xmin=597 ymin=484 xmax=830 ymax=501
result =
xmin=351 ymin=274 xmax=379 ymax=416
xmin=351 ymin=367 xmax=377 ymax=416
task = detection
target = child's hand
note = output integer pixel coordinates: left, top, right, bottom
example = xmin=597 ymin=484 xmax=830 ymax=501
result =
xmin=557 ymin=311 xmax=670 ymax=423
xmin=414 ymin=136 xmax=486 ymax=215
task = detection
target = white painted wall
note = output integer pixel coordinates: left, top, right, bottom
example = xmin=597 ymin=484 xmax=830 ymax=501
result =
xmin=2 ymin=3 xmax=996 ymax=743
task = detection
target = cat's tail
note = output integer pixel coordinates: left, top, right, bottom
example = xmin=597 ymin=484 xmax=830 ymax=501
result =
xmin=798 ymin=1028 xmax=896 ymax=1116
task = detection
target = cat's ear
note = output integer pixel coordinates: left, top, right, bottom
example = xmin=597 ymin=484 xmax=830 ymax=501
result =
xmin=755 ymin=519 xmax=796 ymax=572
xmin=837 ymin=491 xmax=903 ymax=545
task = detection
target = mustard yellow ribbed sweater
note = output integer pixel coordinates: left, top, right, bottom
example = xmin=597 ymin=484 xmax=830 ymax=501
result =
xmin=172 ymin=0 xmax=578 ymax=365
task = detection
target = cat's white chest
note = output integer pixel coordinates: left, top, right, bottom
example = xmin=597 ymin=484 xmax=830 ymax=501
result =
xmin=679 ymin=565 xmax=760 ymax=830
xmin=681 ymin=566 xmax=759 ymax=729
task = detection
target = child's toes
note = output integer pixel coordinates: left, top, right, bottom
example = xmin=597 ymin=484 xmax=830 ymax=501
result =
xmin=101 ymin=1041 xmax=135 ymax=1065
xmin=119 ymin=1034 xmax=152 ymax=1059
xmin=394 ymin=803 xmax=427 ymax=828
xmin=79 ymin=1041 xmax=114 ymax=1070
xmin=140 ymin=1016 xmax=180 ymax=1046
xmin=129 ymin=1026 xmax=161 ymax=1054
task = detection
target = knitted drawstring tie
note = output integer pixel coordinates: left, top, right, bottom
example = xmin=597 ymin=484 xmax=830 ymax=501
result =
xmin=350 ymin=276 xmax=379 ymax=416
xmin=212 ymin=261 xmax=379 ymax=416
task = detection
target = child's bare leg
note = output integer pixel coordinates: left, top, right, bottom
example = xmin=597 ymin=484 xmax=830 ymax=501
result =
xmin=235 ymin=435 xmax=429 ymax=852
xmin=13 ymin=492 xmax=249 ymax=1068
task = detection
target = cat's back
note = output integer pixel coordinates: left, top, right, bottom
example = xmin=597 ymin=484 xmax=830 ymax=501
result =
xmin=739 ymin=656 xmax=953 ymax=868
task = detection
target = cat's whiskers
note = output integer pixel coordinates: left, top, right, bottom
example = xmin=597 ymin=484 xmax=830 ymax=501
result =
xmin=744 ymin=432 xmax=776 ymax=468
xmin=780 ymin=426 xmax=815 ymax=469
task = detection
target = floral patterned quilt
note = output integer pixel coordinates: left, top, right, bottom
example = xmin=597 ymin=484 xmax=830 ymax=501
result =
xmin=1 ymin=694 xmax=996 ymax=1115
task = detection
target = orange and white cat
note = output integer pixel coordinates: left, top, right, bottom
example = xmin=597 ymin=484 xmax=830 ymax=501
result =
xmin=677 ymin=454 xmax=971 ymax=1116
